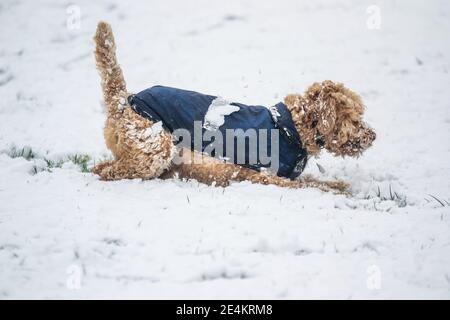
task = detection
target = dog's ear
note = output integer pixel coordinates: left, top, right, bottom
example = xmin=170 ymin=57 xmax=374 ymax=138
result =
xmin=328 ymin=81 xmax=364 ymax=120
xmin=303 ymin=81 xmax=337 ymax=135
xmin=321 ymin=81 xmax=366 ymax=142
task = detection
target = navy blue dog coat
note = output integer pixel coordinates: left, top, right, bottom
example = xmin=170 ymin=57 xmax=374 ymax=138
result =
xmin=128 ymin=86 xmax=308 ymax=179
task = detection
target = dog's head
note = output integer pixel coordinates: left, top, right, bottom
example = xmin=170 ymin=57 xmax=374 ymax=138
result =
xmin=285 ymin=80 xmax=376 ymax=157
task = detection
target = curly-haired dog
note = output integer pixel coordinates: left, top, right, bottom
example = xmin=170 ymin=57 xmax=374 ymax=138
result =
xmin=93 ymin=22 xmax=375 ymax=193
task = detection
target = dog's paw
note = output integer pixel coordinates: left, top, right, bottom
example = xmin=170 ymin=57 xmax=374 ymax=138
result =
xmin=93 ymin=161 xmax=114 ymax=179
xmin=299 ymin=174 xmax=351 ymax=194
xmin=326 ymin=180 xmax=351 ymax=195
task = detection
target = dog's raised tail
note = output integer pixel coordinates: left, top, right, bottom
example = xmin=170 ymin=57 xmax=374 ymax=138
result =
xmin=94 ymin=21 xmax=127 ymax=114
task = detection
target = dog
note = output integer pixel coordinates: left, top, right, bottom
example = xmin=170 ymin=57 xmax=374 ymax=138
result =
xmin=92 ymin=22 xmax=376 ymax=193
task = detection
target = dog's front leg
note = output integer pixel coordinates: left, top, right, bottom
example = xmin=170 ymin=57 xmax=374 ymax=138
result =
xmin=299 ymin=174 xmax=350 ymax=194
xmin=244 ymin=171 xmax=349 ymax=194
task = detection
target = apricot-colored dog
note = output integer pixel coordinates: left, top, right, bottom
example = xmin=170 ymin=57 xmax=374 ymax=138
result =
xmin=93 ymin=22 xmax=375 ymax=193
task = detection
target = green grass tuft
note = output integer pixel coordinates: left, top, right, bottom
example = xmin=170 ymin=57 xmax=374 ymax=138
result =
xmin=5 ymin=145 xmax=95 ymax=175
xmin=68 ymin=154 xmax=91 ymax=173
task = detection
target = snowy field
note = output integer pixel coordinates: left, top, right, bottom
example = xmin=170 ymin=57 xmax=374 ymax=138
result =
xmin=1 ymin=0 xmax=450 ymax=299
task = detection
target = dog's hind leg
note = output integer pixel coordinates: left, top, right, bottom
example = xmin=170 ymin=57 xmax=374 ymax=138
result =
xmin=93 ymin=110 xmax=175 ymax=180
xmin=93 ymin=149 xmax=173 ymax=181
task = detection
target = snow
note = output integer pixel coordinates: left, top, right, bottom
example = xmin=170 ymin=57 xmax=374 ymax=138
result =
xmin=0 ymin=0 xmax=450 ymax=299
xmin=203 ymin=97 xmax=240 ymax=131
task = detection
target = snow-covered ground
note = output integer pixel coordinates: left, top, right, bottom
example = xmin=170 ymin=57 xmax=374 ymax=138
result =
xmin=1 ymin=0 xmax=450 ymax=299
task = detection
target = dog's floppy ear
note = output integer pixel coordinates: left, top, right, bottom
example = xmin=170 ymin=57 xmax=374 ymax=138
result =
xmin=330 ymin=83 xmax=364 ymax=120
xmin=303 ymin=81 xmax=337 ymax=135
